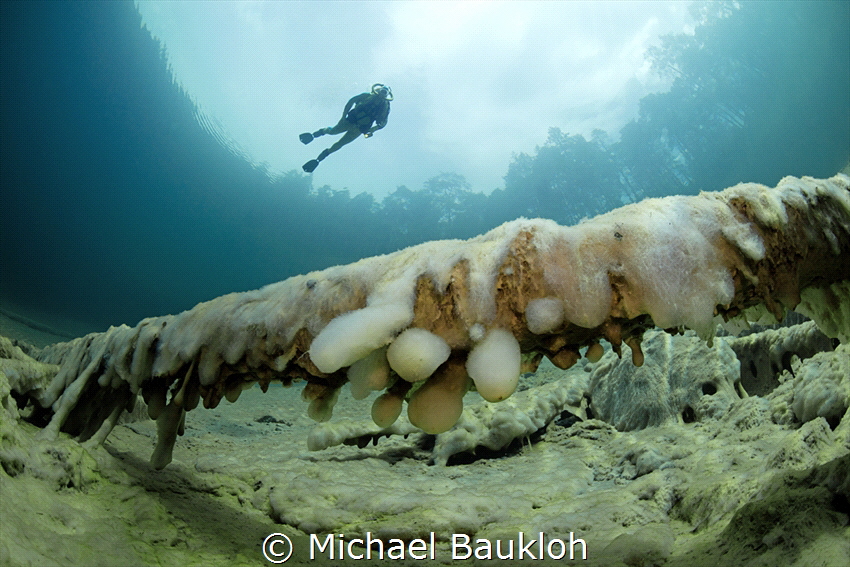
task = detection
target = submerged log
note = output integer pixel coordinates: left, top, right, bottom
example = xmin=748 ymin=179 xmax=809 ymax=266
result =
xmin=24 ymin=174 xmax=850 ymax=468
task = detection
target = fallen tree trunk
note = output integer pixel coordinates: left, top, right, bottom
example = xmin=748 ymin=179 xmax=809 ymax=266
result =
xmin=22 ymin=174 xmax=850 ymax=468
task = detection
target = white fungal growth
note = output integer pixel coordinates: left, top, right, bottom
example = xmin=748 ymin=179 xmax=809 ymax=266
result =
xmin=469 ymin=323 xmax=486 ymax=342
xmin=387 ymin=328 xmax=451 ymax=382
xmin=309 ymin=304 xmax=412 ymax=374
xmin=347 ymin=347 xmax=391 ymax=399
xmin=466 ymin=329 xmax=522 ymax=402
xmin=525 ymin=298 xmax=565 ymax=334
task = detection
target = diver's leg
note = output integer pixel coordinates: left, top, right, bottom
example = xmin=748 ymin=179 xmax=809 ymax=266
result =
xmin=305 ymin=125 xmax=361 ymax=172
xmin=322 ymin=127 xmax=361 ymax=156
xmin=314 ymin=118 xmax=349 ymax=138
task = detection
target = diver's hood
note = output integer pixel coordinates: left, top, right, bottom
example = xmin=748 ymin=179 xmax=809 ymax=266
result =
xmin=371 ymin=83 xmax=393 ymax=101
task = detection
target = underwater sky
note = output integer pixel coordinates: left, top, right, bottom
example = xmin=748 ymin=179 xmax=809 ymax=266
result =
xmin=135 ymin=0 xmax=696 ymax=199
xmin=1 ymin=0 xmax=848 ymax=336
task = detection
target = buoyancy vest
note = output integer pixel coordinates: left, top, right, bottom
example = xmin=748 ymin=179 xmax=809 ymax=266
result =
xmin=346 ymin=94 xmax=390 ymax=132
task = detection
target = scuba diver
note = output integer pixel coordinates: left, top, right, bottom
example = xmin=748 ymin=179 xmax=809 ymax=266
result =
xmin=299 ymin=83 xmax=393 ymax=173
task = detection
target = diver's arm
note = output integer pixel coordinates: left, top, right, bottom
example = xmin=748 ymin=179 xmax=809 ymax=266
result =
xmin=365 ymin=124 xmax=384 ymax=136
xmin=342 ymin=93 xmax=369 ymax=119
xmin=365 ymin=105 xmax=390 ymax=135
xmin=341 ymin=98 xmax=356 ymax=119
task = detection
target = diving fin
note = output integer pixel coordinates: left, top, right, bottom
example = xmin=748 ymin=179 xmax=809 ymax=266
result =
xmin=299 ymin=132 xmax=314 ymax=144
xmin=302 ymin=159 xmax=320 ymax=173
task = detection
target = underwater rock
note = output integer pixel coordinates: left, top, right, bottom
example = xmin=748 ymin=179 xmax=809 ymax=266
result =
xmin=308 ymin=367 xmax=588 ymax=465
xmin=2 ymin=331 xmax=849 ymax=566
xmin=0 ymin=336 xmax=59 ymax=421
xmin=787 ymin=344 xmax=850 ymax=428
xmin=712 ymin=453 xmax=850 ymax=566
xmin=10 ymin=174 xmax=850 ymax=468
xmin=728 ymin=320 xmax=834 ymax=396
xmin=766 ymin=340 xmax=850 ymax=433
xmin=588 ymin=328 xmax=740 ymax=431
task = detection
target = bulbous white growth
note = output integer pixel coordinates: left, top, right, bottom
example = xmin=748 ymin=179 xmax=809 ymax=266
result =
xmin=348 ymin=348 xmax=390 ymax=400
xmin=387 ymin=328 xmax=451 ymax=382
xmin=406 ymin=361 xmax=468 ymax=433
xmin=466 ymin=329 xmax=521 ymax=402
xmin=586 ymin=343 xmax=604 ymax=363
xmin=309 ymin=304 xmax=411 ymax=374
xmin=407 ymin=380 xmax=464 ymax=434
xmin=525 ymin=297 xmax=565 ymax=334
xmin=371 ymin=392 xmax=403 ymax=428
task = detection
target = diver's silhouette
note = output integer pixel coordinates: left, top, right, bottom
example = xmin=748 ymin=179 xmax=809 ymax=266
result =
xmin=300 ymin=84 xmax=393 ymax=173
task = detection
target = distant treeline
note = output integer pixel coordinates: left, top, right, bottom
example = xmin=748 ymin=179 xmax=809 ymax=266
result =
xmin=1 ymin=0 xmax=847 ymax=330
